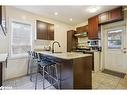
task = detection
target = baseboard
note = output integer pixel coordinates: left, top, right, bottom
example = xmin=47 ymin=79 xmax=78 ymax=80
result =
xmin=102 ymin=69 xmax=126 ymax=78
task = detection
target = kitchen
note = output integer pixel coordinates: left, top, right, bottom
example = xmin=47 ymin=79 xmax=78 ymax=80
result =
xmin=0 ymin=6 xmax=127 ymax=90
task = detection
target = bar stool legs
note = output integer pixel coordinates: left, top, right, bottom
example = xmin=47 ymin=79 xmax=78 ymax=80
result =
xmin=55 ymin=64 xmax=60 ymax=89
xmin=35 ymin=63 xmax=60 ymax=90
xmin=42 ymin=66 xmax=45 ymax=89
xmin=35 ymin=66 xmax=39 ymax=90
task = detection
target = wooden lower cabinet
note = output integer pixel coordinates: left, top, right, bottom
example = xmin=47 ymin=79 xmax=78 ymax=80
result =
xmin=40 ymin=55 xmax=92 ymax=89
xmin=60 ymin=78 xmax=73 ymax=89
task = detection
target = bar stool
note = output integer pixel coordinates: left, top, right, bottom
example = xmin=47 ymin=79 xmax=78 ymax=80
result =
xmin=34 ymin=53 xmax=60 ymax=90
xmin=27 ymin=51 xmax=32 ymax=75
xmin=28 ymin=51 xmax=38 ymax=82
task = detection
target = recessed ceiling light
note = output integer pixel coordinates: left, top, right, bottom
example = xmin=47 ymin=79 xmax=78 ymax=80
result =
xmin=87 ymin=6 xmax=100 ymax=13
xmin=54 ymin=12 xmax=58 ymax=16
xmin=69 ymin=18 xmax=73 ymax=21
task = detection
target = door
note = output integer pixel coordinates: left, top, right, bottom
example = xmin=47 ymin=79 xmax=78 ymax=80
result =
xmin=103 ymin=24 xmax=127 ymax=73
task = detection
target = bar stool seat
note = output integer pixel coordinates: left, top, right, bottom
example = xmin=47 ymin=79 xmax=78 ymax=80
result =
xmin=38 ymin=60 xmax=55 ymax=67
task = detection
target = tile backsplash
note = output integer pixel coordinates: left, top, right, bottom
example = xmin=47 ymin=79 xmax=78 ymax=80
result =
xmin=33 ymin=40 xmax=52 ymax=51
xmin=77 ymin=37 xmax=88 ymax=48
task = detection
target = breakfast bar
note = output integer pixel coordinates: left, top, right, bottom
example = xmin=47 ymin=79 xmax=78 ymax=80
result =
xmin=36 ymin=51 xmax=92 ymax=89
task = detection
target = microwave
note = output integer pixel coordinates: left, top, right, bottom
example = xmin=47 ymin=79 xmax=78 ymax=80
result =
xmin=87 ymin=40 xmax=101 ymax=47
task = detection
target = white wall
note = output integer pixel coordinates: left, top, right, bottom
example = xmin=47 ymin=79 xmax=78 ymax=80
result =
xmin=0 ymin=27 xmax=8 ymax=53
xmin=1 ymin=6 xmax=73 ymax=80
xmin=6 ymin=6 xmax=73 ymax=52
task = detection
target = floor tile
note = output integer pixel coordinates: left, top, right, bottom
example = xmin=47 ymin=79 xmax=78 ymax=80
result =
xmin=92 ymin=71 xmax=125 ymax=90
xmin=116 ymin=79 xmax=127 ymax=89
xmin=98 ymin=84 xmax=116 ymax=89
xmin=123 ymin=75 xmax=127 ymax=80
xmin=92 ymin=75 xmax=105 ymax=84
xmin=92 ymin=81 xmax=100 ymax=89
xmin=3 ymin=74 xmax=56 ymax=90
xmin=16 ymin=82 xmax=35 ymax=90
xmin=100 ymin=76 xmax=120 ymax=89
xmin=3 ymin=71 xmax=127 ymax=90
xmin=3 ymin=79 xmax=17 ymax=89
xmin=15 ymin=76 xmax=32 ymax=87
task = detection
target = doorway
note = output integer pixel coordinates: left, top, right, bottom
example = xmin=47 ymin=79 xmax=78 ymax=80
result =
xmin=102 ymin=21 xmax=127 ymax=73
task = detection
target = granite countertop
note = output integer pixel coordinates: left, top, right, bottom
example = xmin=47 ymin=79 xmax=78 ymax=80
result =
xmin=0 ymin=53 xmax=8 ymax=62
xmin=36 ymin=51 xmax=92 ymax=60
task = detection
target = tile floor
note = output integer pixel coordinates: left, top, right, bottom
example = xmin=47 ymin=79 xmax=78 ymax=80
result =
xmin=92 ymin=71 xmax=127 ymax=89
xmin=2 ymin=73 xmax=56 ymax=90
xmin=2 ymin=71 xmax=127 ymax=90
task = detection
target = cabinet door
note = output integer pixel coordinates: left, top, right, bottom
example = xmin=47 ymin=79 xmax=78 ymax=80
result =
xmin=109 ymin=7 xmax=123 ymax=21
xmin=60 ymin=78 xmax=73 ymax=89
xmin=99 ymin=12 xmax=109 ymax=24
xmin=60 ymin=61 xmax=73 ymax=81
xmin=99 ymin=7 xmax=123 ymax=24
xmin=67 ymin=30 xmax=73 ymax=52
xmin=47 ymin=24 xmax=54 ymax=40
xmin=67 ymin=30 xmax=77 ymax=52
xmin=76 ymin=25 xmax=88 ymax=33
xmin=36 ymin=20 xmax=48 ymax=40
xmin=88 ymin=16 xmax=99 ymax=39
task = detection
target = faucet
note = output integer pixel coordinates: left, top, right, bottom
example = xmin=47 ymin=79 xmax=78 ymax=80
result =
xmin=52 ymin=41 xmax=61 ymax=53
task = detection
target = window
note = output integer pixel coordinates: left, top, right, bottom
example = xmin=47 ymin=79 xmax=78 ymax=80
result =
xmin=108 ymin=29 xmax=122 ymax=49
xmin=11 ymin=21 xmax=32 ymax=56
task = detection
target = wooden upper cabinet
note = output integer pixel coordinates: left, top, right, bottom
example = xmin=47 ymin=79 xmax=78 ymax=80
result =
xmin=76 ymin=25 xmax=88 ymax=33
xmin=99 ymin=12 xmax=109 ymax=24
xmin=36 ymin=20 xmax=48 ymax=40
xmin=88 ymin=16 xmax=99 ymax=39
xmin=109 ymin=7 xmax=123 ymax=21
xmin=67 ymin=30 xmax=77 ymax=52
xmin=99 ymin=7 xmax=123 ymax=24
xmin=36 ymin=20 xmax=54 ymax=40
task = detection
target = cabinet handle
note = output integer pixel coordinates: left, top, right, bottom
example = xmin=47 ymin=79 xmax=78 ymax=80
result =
xmin=5 ymin=54 xmax=8 ymax=68
xmin=5 ymin=58 xmax=8 ymax=68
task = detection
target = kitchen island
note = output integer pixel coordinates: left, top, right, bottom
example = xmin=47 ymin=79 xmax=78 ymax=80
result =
xmin=36 ymin=51 xmax=92 ymax=89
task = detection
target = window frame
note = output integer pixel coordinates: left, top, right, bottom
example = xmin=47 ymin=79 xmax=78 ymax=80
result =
xmin=107 ymin=29 xmax=122 ymax=49
xmin=10 ymin=19 xmax=33 ymax=58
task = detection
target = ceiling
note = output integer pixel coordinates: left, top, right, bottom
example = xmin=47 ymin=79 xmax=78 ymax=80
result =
xmin=14 ymin=6 xmax=119 ymax=26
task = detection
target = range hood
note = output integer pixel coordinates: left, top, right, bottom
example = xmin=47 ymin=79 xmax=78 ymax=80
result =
xmin=74 ymin=32 xmax=88 ymax=37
